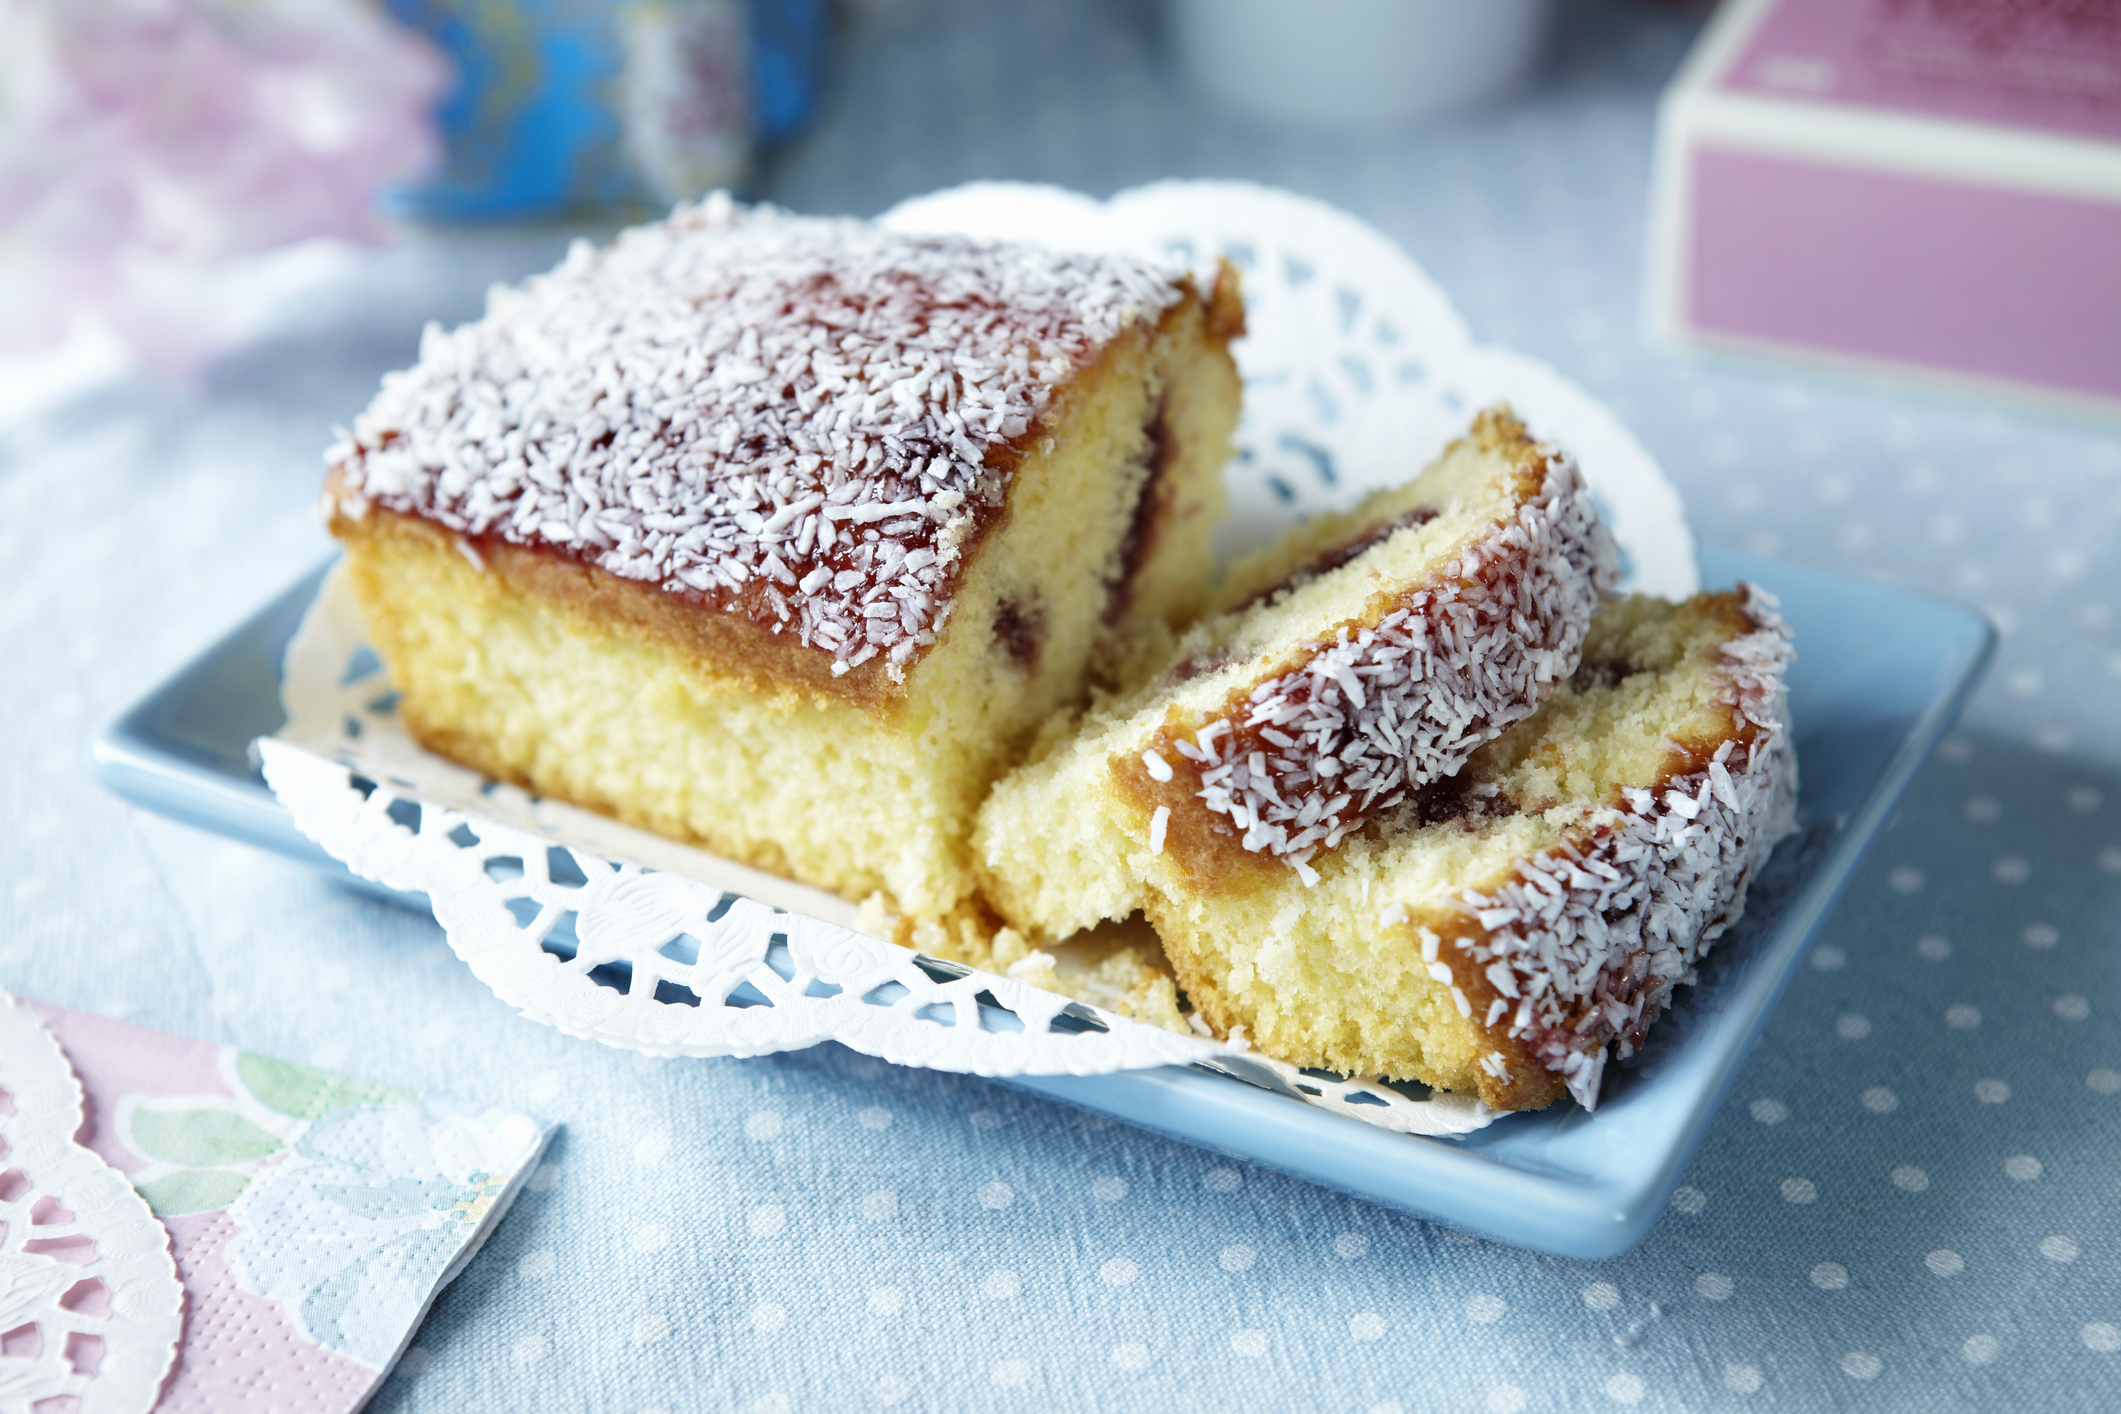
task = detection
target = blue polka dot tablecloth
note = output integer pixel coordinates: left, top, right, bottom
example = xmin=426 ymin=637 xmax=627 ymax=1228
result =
xmin=3 ymin=1 xmax=2116 ymax=1410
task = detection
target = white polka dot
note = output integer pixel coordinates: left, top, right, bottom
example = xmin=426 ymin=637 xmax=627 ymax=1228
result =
xmin=2089 ymin=1069 xmax=2121 ymax=1094
xmin=1466 ymin=1293 xmax=1507 ymax=1324
xmin=1993 ymin=856 xmax=2031 ymax=883
xmin=527 ymin=1071 xmax=563 ymax=1104
xmin=517 ymin=1248 xmax=556 ymax=1279
xmin=1861 ymin=1087 xmax=1899 ymax=1114
xmin=1962 ymin=1334 xmax=2000 ymax=1365
xmin=1888 ymin=867 xmax=1924 ymax=893
xmin=874 ymin=1374 xmax=912 ymax=1405
xmin=420 ymin=1017 xmax=456 ymax=1048
xmin=397 ymin=1346 xmax=433 ymax=1377
xmin=750 ymin=1205 xmax=787 ymax=1238
xmin=2023 ymin=923 xmax=2060 ymax=949
xmin=990 ymin=1359 xmax=1031 ymax=1389
xmin=1670 ymin=1186 xmax=1708 ymax=1215
xmin=2041 ymin=1235 xmax=2080 ymax=1263
xmin=1371 ymin=1403 xmax=1408 ymax=1414
xmin=632 ymin=1224 xmax=671 ymax=1253
xmin=1840 ymin=1352 xmax=1882 ymax=1380
xmin=512 ymin=1333 xmax=552 ymax=1365
xmin=1976 ymin=1078 xmax=2012 ymax=1104
xmin=969 ymin=1110 xmax=1003 ymax=1130
xmin=981 ymin=1269 xmax=1021 ymax=1300
xmin=1917 ymin=935 xmax=1952 ymax=961
xmin=1486 ymin=1385 xmax=1528 ymax=1414
xmin=525 ymin=1162 xmax=560 ymax=1194
xmin=2036 ymin=727 xmax=2073 ymax=753
xmin=1946 ymin=1004 xmax=1982 ymax=1030
xmin=750 ymin=1396 xmax=791 ymax=1414
xmin=2007 ymin=668 xmax=2045 ymax=697
xmin=1723 ymin=1363 xmax=1762 ymax=1393
xmin=868 ymin=1286 xmax=904 ymax=1316
xmin=1110 ymin=1342 xmax=1150 ymax=1372
xmin=977 ymin=1182 xmax=1013 ymax=1210
xmin=2083 ymin=1323 xmax=2121 ymax=1353
xmin=1583 ymin=1281 xmax=1622 ymax=1310
xmin=1926 ymin=1249 xmax=1965 ymax=1277
xmin=1750 ymin=1099 xmax=1789 ymax=1124
xmin=857 ymin=1106 xmax=892 ymax=1130
xmin=750 ymin=1301 xmax=788 ymax=1333
xmin=2004 ymin=1154 xmax=2043 ymax=1181
xmin=634 ymin=1131 xmax=670 ymax=1164
xmin=1204 ymin=1167 xmax=1242 ymax=1193
xmin=1219 ymin=1244 xmax=1256 ymax=1272
xmin=2102 ymin=847 xmax=2121 ymax=874
xmin=1229 ymin=1329 xmax=1268 ymax=1358
xmin=859 ymin=1190 xmax=897 ymax=1222
xmin=1810 ymin=946 xmax=1847 ymax=971
xmin=2066 ymin=786 xmax=2104 ymax=813
xmin=1348 ymin=1311 xmax=1386 ymax=1340
xmin=2056 ymin=995 xmax=2092 ymax=1021
xmin=1604 ymin=1371 xmax=1645 ymax=1404
xmin=1892 ymin=1165 xmax=1930 ymax=1192
xmin=1810 ymin=1262 xmax=1848 ymax=1290
xmin=1099 ymin=1257 xmax=1138 ymax=1286
xmin=1939 ymin=735 xmax=1974 ymax=762
xmin=1091 ymin=1175 xmax=1127 ymax=1201
xmin=1333 ymin=1232 xmax=1370 ymax=1260
xmin=632 ymin=1313 xmax=672 ymax=1345
xmin=1963 ymin=794 xmax=2001 ymax=822
xmin=1781 ymin=1177 xmax=1817 ymax=1204
xmin=1836 ymin=1014 xmax=1872 ymax=1040
xmin=745 ymin=1111 xmax=783 ymax=1142
xmin=1696 ymin=1272 xmax=1734 ymax=1301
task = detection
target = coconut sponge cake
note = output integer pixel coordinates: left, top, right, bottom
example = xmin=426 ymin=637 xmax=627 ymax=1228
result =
xmin=322 ymin=194 xmax=1243 ymax=922
xmin=974 ymin=406 xmax=1616 ymax=940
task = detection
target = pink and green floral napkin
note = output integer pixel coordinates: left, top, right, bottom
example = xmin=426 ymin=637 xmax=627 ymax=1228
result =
xmin=32 ymin=1003 xmax=551 ymax=1412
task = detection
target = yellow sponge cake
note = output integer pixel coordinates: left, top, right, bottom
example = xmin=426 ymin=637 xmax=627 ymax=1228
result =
xmin=322 ymin=194 xmax=1242 ymax=922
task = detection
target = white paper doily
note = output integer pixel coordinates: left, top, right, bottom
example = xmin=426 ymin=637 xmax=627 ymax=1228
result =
xmin=0 ymin=994 xmax=184 ymax=1414
xmin=263 ymin=180 xmax=1707 ymax=1141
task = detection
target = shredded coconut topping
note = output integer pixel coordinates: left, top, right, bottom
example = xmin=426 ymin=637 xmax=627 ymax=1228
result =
xmin=326 ymin=193 xmax=1186 ymax=681
xmin=1168 ymin=446 xmax=1614 ymax=869
xmin=1446 ymin=585 xmax=1799 ymax=1109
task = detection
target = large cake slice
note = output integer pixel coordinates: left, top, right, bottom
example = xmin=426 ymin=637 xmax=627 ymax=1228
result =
xmin=322 ymin=194 xmax=1242 ymax=922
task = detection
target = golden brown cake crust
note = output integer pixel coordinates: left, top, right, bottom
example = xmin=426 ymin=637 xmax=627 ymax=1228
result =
xmin=323 ymin=195 xmax=1218 ymax=690
xmin=327 ymin=276 xmax=1240 ymax=715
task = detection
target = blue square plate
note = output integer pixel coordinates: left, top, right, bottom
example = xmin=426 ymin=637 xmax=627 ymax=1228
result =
xmin=94 ymin=547 xmax=1992 ymax=1257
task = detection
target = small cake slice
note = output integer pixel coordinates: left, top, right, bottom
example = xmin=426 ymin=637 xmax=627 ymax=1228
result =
xmin=974 ymin=406 xmax=1616 ymax=940
xmin=987 ymin=588 xmax=1797 ymax=1111
xmin=322 ymin=194 xmax=1242 ymax=922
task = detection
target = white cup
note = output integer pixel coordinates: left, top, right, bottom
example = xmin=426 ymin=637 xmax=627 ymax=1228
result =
xmin=1168 ymin=0 xmax=1554 ymax=129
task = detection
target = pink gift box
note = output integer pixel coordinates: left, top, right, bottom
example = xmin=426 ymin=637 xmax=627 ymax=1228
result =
xmin=1645 ymin=0 xmax=2121 ymax=414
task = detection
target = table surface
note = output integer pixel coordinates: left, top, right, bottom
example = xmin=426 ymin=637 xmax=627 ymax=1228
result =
xmin=5 ymin=2 xmax=2118 ymax=1411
